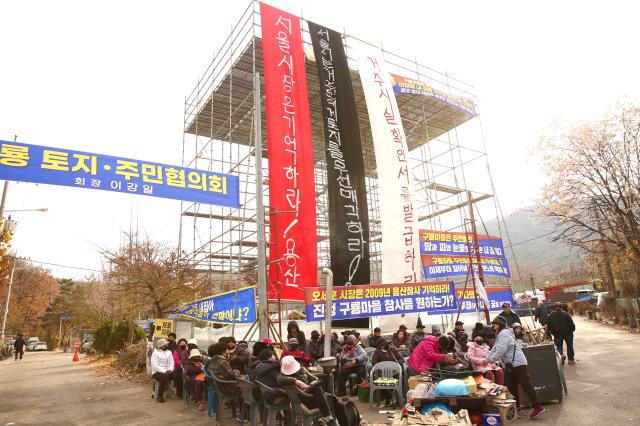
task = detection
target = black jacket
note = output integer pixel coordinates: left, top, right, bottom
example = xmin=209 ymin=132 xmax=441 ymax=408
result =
xmin=14 ymin=338 xmax=26 ymax=350
xmin=252 ymin=359 xmax=284 ymax=404
xmin=499 ymin=311 xmax=521 ymax=327
xmin=277 ymin=367 xmax=318 ymax=387
xmin=534 ymin=305 xmax=549 ymax=324
xmin=547 ymin=310 xmax=575 ymax=336
xmin=286 ymin=321 xmax=306 ymax=348
xmin=368 ymin=334 xmax=384 ymax=349
xmin=307 ymin=340 xmax=322 ymax=360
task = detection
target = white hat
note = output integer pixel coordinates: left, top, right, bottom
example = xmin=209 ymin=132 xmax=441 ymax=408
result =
xmin=511 ymin=322 xmax=522 ymax=329
xmin=189 ymin=348 xmax=202 ymax=359
xmin=156 ymin=338 xmax=168 ymax=348
xmin=188 ymin=338 xmax=198 ymax=346
xmin=280 ymin=355 xmax=301 ymax=376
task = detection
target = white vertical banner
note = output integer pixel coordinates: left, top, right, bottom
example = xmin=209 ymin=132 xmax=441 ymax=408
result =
xmin=359 ymin=50 xmax=422 ymax=284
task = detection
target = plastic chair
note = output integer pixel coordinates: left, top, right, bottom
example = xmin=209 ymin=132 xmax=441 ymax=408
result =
xmin=364 ymin=347 xmax=377 ymax=359
xmin=256 ymin=380 xmax=293 ymax=426
xmin=152 ymin=376 xmax=175 ymax=400
xmin=369 ymin=361 xmax=403 ymax=409
xmin=238 ymin=377 xmax=263 ymax=426
xmin=283 ymin=384 xmax=322 ymax=426
xmin=203 ymin=366 xmax=217 ymax=417
xmin=210 ymin=371 xmax=241 ymax=423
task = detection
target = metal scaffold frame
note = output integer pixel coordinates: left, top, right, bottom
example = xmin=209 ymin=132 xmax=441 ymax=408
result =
xmin=178 ymin=1 xmax=518 ymax=337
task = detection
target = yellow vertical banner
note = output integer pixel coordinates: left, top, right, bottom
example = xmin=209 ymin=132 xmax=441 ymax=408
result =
xmin=153 ymin=319 xmax=174 ymax=338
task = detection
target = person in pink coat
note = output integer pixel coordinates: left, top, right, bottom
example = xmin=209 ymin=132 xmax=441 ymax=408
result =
xmin=466 ymin=336 xmax=504 ymax=384
xmin=407 ymin=335 xmax=455 ymax=374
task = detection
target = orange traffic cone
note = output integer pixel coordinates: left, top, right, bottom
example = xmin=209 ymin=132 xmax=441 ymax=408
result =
xmin=72 ymin=349 xmax=79 ymax=362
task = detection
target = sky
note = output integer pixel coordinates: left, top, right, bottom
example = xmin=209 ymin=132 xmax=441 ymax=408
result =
xmin=1 ymin=0 xmax=639 ymax=279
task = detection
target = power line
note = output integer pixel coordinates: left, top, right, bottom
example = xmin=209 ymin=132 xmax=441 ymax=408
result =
xmin=18 ymin=258 xmax=101 ymax=273
xmin=507 ymin=231 xmax=556 ymax=248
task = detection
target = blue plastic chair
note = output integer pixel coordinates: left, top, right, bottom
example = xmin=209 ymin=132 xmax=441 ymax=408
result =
xmin=203 ymin=365 xmax=217 ymax=417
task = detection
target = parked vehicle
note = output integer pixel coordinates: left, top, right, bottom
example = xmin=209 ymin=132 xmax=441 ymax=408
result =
xmin=32 ymin=341 xmax=48 ymax=351
xmin=26 ymin=337 xmax=39 ymax=350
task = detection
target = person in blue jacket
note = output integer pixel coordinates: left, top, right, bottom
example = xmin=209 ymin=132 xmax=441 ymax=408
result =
xmin=336 ymin=335 xmax=367 ymax=396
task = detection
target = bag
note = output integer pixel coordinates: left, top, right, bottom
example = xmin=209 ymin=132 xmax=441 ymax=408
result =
xmin=327 ymin=394 xmax=361 ymax=426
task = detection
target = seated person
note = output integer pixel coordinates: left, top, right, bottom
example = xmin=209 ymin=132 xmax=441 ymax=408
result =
xmin=512 ymin=323 xmax=530 ymax=347
xmin=410 ymin=320 xmax=427 ymax=350
xmin=336 ymin=335 xmax=367 ymax=397
xmin=249 ymin=348 xmax=281 ymax=403
xmin=282 ymin=338 xmax=312 ymax=367
xmin=183 ymin=348 xmax=207 ymax=411
xmin=407 ymin=335 xmax=457 ymax=374
xmin=172 ymin=338 xmax=188 ymax=399
xmin=226 ymin=338 xmax=250 ymax=374
xmin=319 ymin=332 xmax=342 ymax=358
xmin=278 ymin=355 xmax=338 ymax=426
xmin=150 ymin=338 xmax=175 ymax=403
xmin=181 ymin=338 xmax=200 ymax=365
xmin=307 ymin=331 xmax=323 ymax=363
xmin=371 ymin=337 xmax=404 ymax=407
xmin=247 ymin=341 xmax=268 ymax=376
xmin=392 ymin=328 xmax=411 ymax=357
xmin=453 ymin=321 xmax=469 ymax=352
xmin=368 ymin=327 xmax=383 ymax=349
xmin=465 ymin=336 xmax=504 ymax=384
xmin=207 ymin=342 xmax=241 ymax=415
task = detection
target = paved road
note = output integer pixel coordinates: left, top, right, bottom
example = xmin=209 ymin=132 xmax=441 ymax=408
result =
xmin=1 ymin=318 xmax=639 ymax=425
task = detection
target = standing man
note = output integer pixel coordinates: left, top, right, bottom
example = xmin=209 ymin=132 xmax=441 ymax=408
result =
xmin=499 ymin=302 xmax=521 ymax=327
xmin=410 ymin=320 xmax=427 ymax=350
xmin=483 ymin=316 xmax=545 ymax=419
xmin=453 ymin=321 xmax=469 ymax=352
xmin=368 ymin=327 xmax=383 ymax=349
xmin=547 ymin=302 xmax=576 ymax=365
xmin=151 ymin=338 xmax=175 ymax=403
xmin=14 ymin=333 xmax=26 ymax=361
xmin=534 ymin=301 xmax=549 ymax=326
xmin=166 ymin=333 xmax=178 ymax=352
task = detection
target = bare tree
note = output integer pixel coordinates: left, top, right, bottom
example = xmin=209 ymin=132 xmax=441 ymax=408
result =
xmin=102 ymin=232 xmax=203 ymax=318
xmin=538 ymin=100 xmax=640 ymax=296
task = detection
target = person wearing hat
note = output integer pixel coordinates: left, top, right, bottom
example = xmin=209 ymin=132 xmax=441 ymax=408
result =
xmin=172 ymin=338 xmax=188 ymax=398
xmin=498 ymin=302 xmax=521 ymax=327
xmin=368 ymin=327 xmax=383 ymax=349
xmin=410 ymin=318 xmax=427 ymax=350
xmin=184 ymin=348 xmax=206 ymax=411
xmin=286 ymin=320 xmax=307 ymax=349
xmin=207 ymin=342 xmax=241 ymax=417
xmin=466 ymin=335 xmax=504 ymax=384
xmin=483 ymin=316 xmax=545 ymax=419
xmin=278 ymin=355 xmax=338 ymax=426
xmin=150 ymin=338 xmax=175 ymax=403
xmin=453 ymin=320 xmax=469 ymax=352
xmin=371 ymin=337 xmax=404 ymax=407
xmin=282 ymin=338 xmax=312 ymax=367
xmin=181 ymin=338 xmax=200 ymax=365
xmin=547 ymin=301 xmax=576 ymax=365
xmin=336 ymin=334 xmax=367 ymax=397
xmin=407 ymin=334 xmax=457 ymax=374
xmin=307 ymin=330 xmax=323 ymax=363
xmin=512 ymin=323 xmax=530 ymax=347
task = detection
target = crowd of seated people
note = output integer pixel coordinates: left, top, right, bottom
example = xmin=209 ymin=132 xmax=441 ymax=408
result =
xmin=150 ymin=318 xmax=514 ymax=421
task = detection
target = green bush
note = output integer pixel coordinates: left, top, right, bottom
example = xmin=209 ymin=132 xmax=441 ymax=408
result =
xmin=93 ymin=321 xmax=146 ymax=354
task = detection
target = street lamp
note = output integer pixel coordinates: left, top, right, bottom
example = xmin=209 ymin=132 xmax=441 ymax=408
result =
xmin=0 ymin=258 xmax=27 ymax=341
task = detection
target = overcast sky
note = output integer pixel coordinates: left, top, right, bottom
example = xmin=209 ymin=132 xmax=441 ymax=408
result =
xmin=1 ymin=0 xmax=639 ymax=279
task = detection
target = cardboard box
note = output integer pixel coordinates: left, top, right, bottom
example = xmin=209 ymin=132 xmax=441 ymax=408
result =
xmin=482 ymin=414 xmax=502 ymax=426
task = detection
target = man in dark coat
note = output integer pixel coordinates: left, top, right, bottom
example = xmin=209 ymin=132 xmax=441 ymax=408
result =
xmin=14 ymin=334 xmax=26 ymax=361
xmin=453 ymin=321 xmax=469 ymax=352
xmin=410 ymin=319 xmax=427 ymax=350
xmin=368 ymin=327 xmax=383 ymax=349
xmin=547 ymin=302 xmax=576 ymax=365
xmin=498 ymin=302 xmax=521 ymax=327
xmin=534 ymin=301 xmax=549 ymax=325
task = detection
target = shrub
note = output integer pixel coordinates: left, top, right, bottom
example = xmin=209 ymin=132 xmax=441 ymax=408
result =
xmin=116 ymin=340 xmax=147 ymax=373
xmin=93 ymin=320 xmax=146 ymax=354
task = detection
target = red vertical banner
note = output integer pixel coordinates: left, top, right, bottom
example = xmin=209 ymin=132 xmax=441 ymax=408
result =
xmin=260 ymin=3 xmax=318 ymax=301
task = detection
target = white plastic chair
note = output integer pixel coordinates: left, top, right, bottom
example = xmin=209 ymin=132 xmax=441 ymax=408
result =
xmin=369 ymin=361 xmax=403 ymax=409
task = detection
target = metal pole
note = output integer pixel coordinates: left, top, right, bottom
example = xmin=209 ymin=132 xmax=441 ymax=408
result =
xmin=322 ymin=268 xmax=333 ymax=357
xmin=467 ymin=191 xmax=491 ymax=324
xmin=254 ymin=72 xmax=269 ymax=340
xmin=0 ymin=256 xmax=18 ymax=340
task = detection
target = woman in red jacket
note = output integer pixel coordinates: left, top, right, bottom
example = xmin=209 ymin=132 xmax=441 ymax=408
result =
xmin=407 ymin=335 xmax=456 ymax=374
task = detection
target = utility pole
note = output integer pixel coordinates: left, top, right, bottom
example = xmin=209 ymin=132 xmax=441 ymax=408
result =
xmin=0 ymin=256 xmax=18 ymax=340
xmin=467 ymin=191 xmax=490 ymax=324
xmin=254 ymin=73 xmax=269 ymax=340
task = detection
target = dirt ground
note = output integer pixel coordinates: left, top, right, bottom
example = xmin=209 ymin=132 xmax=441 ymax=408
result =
xmin=1 ymin=317 xmax=639 ymax=425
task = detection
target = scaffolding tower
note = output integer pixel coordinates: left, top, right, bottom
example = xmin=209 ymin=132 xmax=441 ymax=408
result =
xmin=178 ymin=1 xmax=515 ymax=337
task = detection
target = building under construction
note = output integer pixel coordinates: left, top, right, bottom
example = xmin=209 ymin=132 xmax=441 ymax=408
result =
xmin=178 ymin=1 xmax=515 ymax=337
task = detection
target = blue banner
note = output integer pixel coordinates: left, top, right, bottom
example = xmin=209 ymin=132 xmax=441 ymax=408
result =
xmin=422 ymin=255 xmax=511 ymax=279
xmin=177 ymin=286 xmax=257 ymax=324
xmin=441 ymin=288 xmax=514 ymax=315
xmin=304 ymin=282 xmax=457 ymax=322
xmin=0 ymin=140 xmax=239 ymax=208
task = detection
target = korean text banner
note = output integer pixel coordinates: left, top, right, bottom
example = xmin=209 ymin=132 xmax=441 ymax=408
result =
xmin=422 ymin=254 xmax=511 ymax=279
xmin=177 ymin=286 xmax=257 ymax=324
xmin=358 ymin=50 xmax=422 ymax=284
xmin=309 ymin=21 xmax=370 ymax=287
xmin=420 ymin=229 xmax=507 ymax=259
xmin=261 ymin=3 xmax=318 ymax=301
xmin=304 ymin=282 xmax=456 ymax=322
xmin=390 ymin=74 xmax=476 ymax=115
xmin=440 ymin=287 xmax=514 ymax=315
xmin=0 ymin=140 xmax=239 ymax=208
